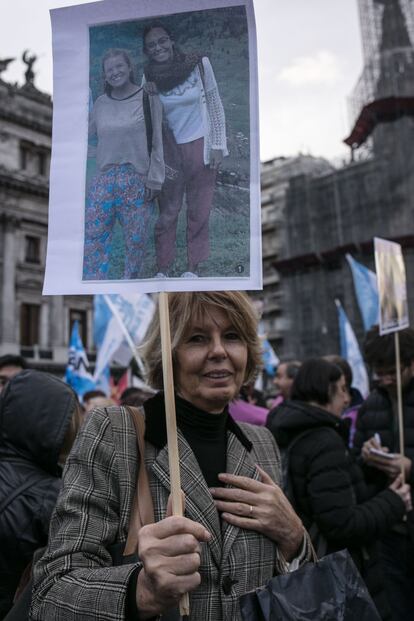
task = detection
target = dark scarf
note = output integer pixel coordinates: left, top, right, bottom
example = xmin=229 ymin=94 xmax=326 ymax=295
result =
xmin=144 ymin=50 xmax=202 ymax=93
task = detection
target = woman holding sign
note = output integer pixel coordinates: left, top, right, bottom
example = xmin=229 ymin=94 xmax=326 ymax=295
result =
xmin=30 ymin=291 xmax=309 ymax=620
xmin=84 ymin=48 xmax=164 ymax=280
xmin=143 ymin=23 xmax=228 ymax=278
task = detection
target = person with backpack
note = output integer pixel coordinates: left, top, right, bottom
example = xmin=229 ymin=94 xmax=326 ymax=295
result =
xmin=83 ymin=48 xmax=164 ymax=280
xmin=266 ymin=358 xmax=411 ymax=620
xmin=143 ymin=22 xmax=228 ymax=278
xmin=0 ymin=370 xmax=81 ymax=619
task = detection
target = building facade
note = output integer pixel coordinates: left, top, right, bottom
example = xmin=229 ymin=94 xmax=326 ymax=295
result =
xmin=0 ymin=68 xmax=93 ymax=373
xmin=270 ymin=0 xmax=414 ymax=359
xmin=253 ymin=155 xmax=333 ymax=362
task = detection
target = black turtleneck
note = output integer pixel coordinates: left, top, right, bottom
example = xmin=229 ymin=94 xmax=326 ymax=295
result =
xmin=144 ymin=392 xmax=252 ymax=488
xmin=127 ymin=392 xmax=253 ymax=617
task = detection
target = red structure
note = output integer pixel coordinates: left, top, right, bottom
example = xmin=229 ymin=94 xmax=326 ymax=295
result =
xmin=345 ymin=0 xmax=414 ymax=151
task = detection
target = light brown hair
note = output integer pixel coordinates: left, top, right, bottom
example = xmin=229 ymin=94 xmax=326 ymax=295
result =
xmin=142 ymin=291 xmax=262 ymax=390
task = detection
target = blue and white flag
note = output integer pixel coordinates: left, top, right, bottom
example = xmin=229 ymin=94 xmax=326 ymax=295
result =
xmin=93 ymin=293 xmax=155 ymax=382
xmin=65 ymin=321 xmax=96 ymax=398
xmin=346 ymin=254 xmax=379 ymax=331
xmin=335 ymin=299 xmax=369 ymax=398
xmin=262 ymin=338 xmax=280 ymax=376
xmin=258 ymin=320 xmax=280 ymax=376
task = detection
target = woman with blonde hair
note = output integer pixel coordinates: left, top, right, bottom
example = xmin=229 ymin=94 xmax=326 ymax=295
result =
xmin=84 ymin=48 xmax=164 ymax=280
xmin=31 ymin=291 xmax=309 ymax=620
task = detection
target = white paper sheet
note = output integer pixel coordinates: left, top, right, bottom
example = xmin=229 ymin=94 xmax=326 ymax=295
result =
xmin=43 ymin=0 xmax=261 ymax=295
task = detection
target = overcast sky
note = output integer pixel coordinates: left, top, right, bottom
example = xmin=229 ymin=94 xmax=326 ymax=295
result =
xmin=1 ymin=0 xmax=363 ymax=164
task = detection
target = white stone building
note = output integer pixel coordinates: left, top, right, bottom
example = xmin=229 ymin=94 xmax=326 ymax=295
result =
xmin=0 ymin=73 xmax=93 ymax=373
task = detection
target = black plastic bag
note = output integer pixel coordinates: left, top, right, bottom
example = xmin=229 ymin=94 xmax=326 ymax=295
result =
xmin=240 ymin=549 xmax=381 ymax=621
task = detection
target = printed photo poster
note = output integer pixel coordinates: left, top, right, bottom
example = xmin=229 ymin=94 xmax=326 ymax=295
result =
xmin=374 ymin=237 xmax=410 ymax=335
xmin=43 ymin=0 xmax=261 ymax=295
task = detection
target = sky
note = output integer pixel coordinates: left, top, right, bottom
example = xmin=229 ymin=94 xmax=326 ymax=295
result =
xmin=0 ymin=0 xmax=363 ymax=164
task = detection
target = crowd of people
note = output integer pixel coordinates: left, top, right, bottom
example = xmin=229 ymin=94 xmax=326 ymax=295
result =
xmin=1 ymin=300 xmax=414 ymax=620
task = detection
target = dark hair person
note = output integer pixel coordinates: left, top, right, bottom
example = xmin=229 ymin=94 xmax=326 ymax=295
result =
xmin=267 ymin=357 xmax=412 ymax=619
xmin=354 ymin=326 xmax=414 ymax=621
xmin=30 ymin=292 xmax=309 ymax=620
xmin=143 ymin=23 xmax=228 ymax=277
xmin=0 ymin=354 xmax=28 ymax=394
xmin=84 ymin=48 xmax=164 ymax=280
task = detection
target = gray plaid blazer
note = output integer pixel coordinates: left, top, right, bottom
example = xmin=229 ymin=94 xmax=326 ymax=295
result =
xmin=30 ymin=405 xmax=303 ymax=620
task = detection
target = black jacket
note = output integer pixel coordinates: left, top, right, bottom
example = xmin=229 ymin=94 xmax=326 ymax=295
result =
xmin=354 ymin=378 xmax=414 ymax=489
xmin=0 ymin=370 xmax=77 ymax=619
xmin=267 ymin=399 xmax=406 ymax=619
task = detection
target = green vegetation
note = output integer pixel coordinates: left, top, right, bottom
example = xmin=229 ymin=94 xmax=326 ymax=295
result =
xmin=87 ymin=6 xmax=251 ymax=281
xmin=108 ymin=183 xmax=250 ymax=279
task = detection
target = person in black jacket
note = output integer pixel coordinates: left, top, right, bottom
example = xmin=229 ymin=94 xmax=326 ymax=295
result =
xmin=267 ymin=358 xmax=411 ymax=620
xmin=354 ymin=326 xmax=414 ymax=621
xmin=0 ymin=369 xmax=80 ymax=619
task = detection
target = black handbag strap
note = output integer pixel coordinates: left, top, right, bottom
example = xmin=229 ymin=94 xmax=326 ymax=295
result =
xmin=281 ymin=428 xmax=316 ymax=502
xmin=0 ymin=473 xmax=39 ymax=516
xmin=142 ymin=89 xmax=153 ymax=157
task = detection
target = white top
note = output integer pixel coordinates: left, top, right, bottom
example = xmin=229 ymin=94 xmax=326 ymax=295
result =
xmin=145 ymin=57 xmax=228 ymax=165
xmin=159 ymin=70 xmax=204 ymax=144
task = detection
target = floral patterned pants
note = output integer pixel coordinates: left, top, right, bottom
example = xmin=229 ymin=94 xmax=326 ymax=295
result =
xmin=83 ymin=164 xmax=152 ymax=280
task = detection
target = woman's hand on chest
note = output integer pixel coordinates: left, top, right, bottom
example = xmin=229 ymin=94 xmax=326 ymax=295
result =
xmin=210 ymin=465 xmax=304 ymax=560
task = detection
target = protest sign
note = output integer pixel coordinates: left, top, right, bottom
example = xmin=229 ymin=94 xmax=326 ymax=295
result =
xmin=374 ymin=237 xmax=410 ymax=479
xmin=43 ymin=0 xmax=260 ymax=295
xmin=374 ymin=237 xmax=409 ymax=336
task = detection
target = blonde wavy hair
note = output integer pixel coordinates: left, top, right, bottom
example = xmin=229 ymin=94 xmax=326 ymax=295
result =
xmin=141 ymin=291 xmax=262 ymax=390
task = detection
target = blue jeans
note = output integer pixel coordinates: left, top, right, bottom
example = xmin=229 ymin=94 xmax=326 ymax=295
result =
xmin=380 ymin=531 xmax=414 ymax=621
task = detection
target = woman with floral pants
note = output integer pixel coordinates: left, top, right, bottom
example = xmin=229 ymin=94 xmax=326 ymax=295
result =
xmin=84 ymin=48 xmax=164 ymax=280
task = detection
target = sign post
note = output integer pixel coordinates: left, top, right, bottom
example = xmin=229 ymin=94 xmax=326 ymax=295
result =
xmin=374 ymin=237 xmax=410 ymax=480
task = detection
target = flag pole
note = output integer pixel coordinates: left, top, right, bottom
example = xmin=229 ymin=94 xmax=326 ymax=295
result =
xmin=103 ymin=294 xmax=146 ymax=376
xmin=394 ymin=331 xmax=406 ymax=481
xmin=158 ymin=292 xmax=189 ymax=617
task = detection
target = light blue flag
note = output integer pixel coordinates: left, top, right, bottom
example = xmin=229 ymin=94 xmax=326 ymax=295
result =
xmin=258 ymin=320 xmax=280 ymax=376
xmin=335 ymin=300 xmax=369 ymax=398
xmin=346 ymin=254 xmax=379 ymax=331
xmin=65 ymin=321 xmax=96 ymax=399
xmin=93 ymin=296 xmax=113 ymax=396
xmin=262 ymin=339 xmax=280 ymax=376
xmin=93 ymin=294 xmax=155 ymax=382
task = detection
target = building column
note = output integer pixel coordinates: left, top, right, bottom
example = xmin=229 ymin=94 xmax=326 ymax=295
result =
xmin=40 ymin=301 xmax=49 ymax=348
xmin=1 ymin=216 xmax=18 ymax=347
xmin=50 ymin=296 xmax=68 ymax=364
xmin=50 ymin=296 xmax=64 ymax=347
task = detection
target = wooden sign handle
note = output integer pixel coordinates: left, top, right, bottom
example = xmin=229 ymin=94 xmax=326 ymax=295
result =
xmin=394 ymin=332 xmax=406 ymax=482
xmin=158 ymin=292 xmax=190 ymax=617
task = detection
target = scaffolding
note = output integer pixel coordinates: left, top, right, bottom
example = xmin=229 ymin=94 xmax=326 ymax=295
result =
xmin=267 ymin=0 xmax=414 ymax=360
xmin=345 ymin=0 xmax=414 ymax=148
